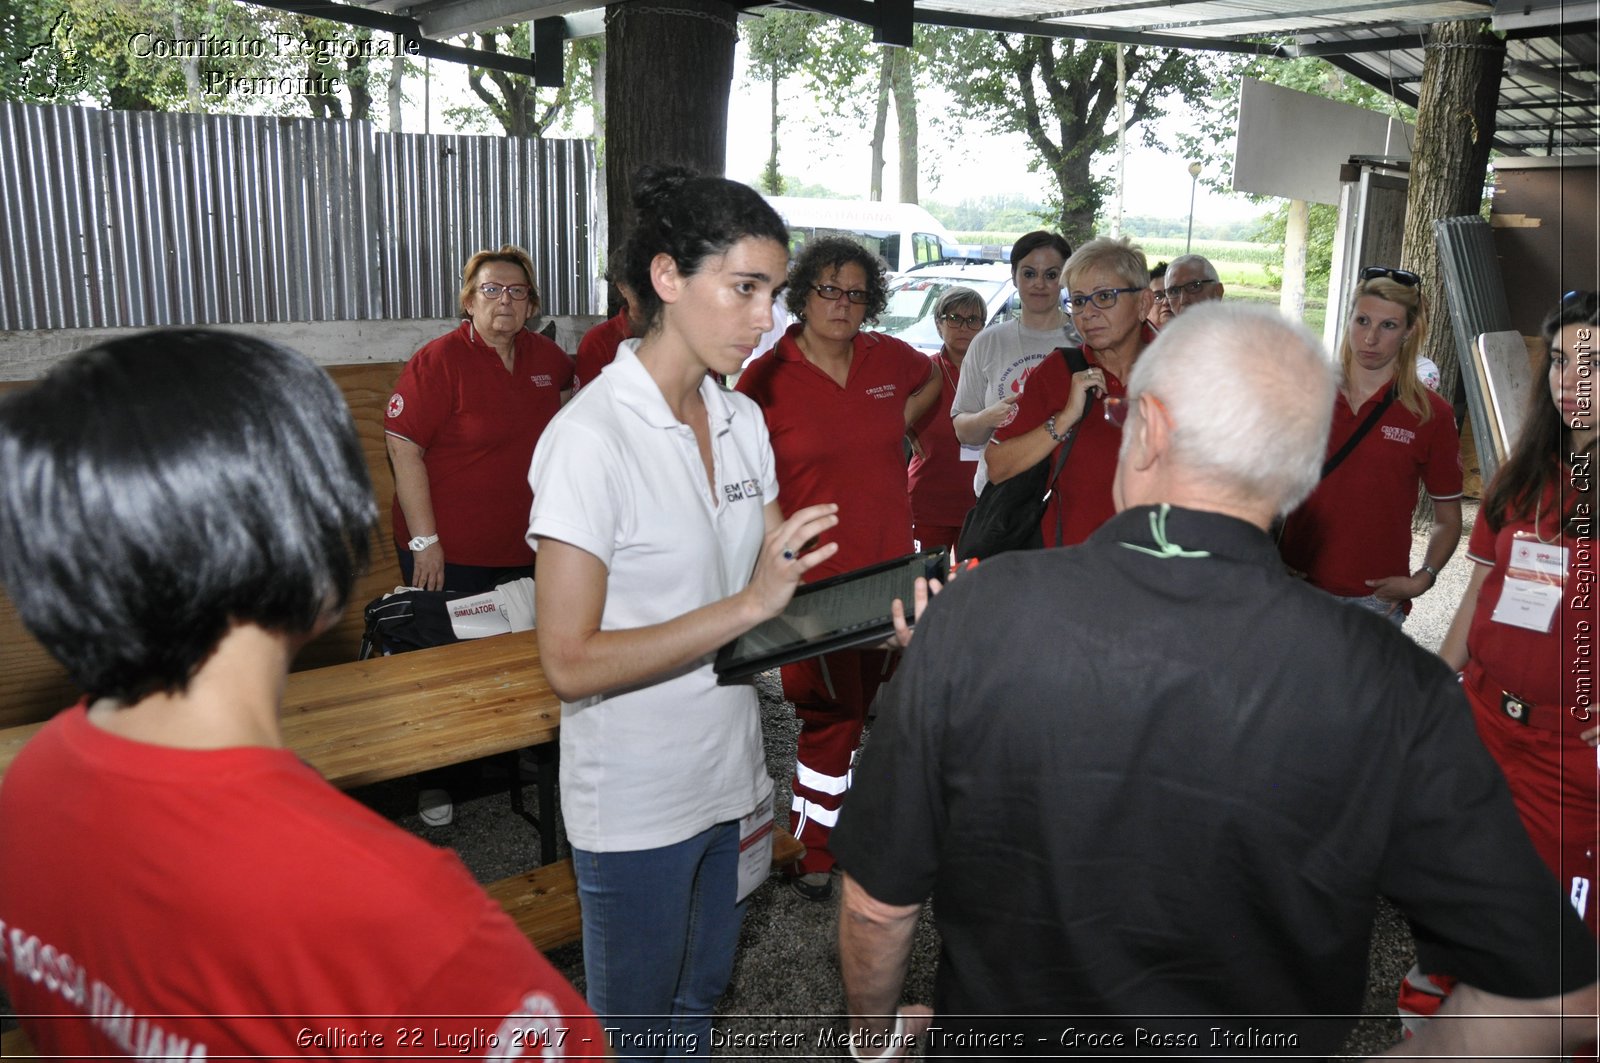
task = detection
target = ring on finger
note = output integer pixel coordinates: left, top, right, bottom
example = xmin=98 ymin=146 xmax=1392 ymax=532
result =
xmin=782 ymin=548 xmax=796 ymax=561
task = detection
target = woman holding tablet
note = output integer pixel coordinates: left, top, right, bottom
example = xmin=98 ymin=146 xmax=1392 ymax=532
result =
xmin=528 ymin=166 xmax=851 ymax=1060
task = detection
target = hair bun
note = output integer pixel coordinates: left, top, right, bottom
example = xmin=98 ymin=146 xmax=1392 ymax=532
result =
xmin=632 ymin=165 xmax=697 ymax=215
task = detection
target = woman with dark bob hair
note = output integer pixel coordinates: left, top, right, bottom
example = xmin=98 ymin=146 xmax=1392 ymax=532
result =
xmin=530 ymin=168 xmax=869 ymax=1057
xmin=1396 ymin=291 xmax=1600 ymax=1031
xmin=736 ymin=235 xmax=941 ymax=901
xmin=0 ymin=330 xmax=599 ymax=1058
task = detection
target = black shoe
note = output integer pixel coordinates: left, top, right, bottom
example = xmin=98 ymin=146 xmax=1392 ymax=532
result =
xmin=790 ymin=871 xmax=833 ymax=902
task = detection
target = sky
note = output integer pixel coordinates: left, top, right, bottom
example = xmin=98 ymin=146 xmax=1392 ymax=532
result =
xmin=719 ymin=39 xmax=1267 ymax=226
xmin=405 ymin=37 xmax=1267 ymax=227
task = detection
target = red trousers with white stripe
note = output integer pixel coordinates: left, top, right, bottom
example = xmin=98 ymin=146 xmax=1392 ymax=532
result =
xmin=782 ymin=648 xmax=896 ymax=875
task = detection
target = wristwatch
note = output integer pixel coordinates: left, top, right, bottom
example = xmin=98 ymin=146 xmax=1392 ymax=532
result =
xmin=1417 ymin=562 xmax=1440 ymax=587
xmin=408 ymin=534 xmax=440 ymax=552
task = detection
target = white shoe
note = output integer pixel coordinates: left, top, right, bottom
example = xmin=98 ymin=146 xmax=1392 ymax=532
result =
xmin=418 ymin=788 xmax=453 ymax=827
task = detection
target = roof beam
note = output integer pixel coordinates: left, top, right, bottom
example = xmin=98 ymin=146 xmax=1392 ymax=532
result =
xmin=770 ymin=1 xmax=1286 ymax=54
xmin=242 ymin=0 xmax=542 ymax=76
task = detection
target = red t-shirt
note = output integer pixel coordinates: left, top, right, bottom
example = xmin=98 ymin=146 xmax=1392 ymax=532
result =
xmin=1279 ymin=387 xmax=1462 ymax=602
xmin=574 ymin=310 xmax=632 ymax=390
xmin=736 ymin=326 xmax=933 ymax=581
xmin=1466 ymin=478 xmax=1599 ymax=720
xmin=992 ymin=341 xmax=1137 ymax=548
xmin=386 ymin=320 xmax=573 ymax=567
xmin=907 ymin=352 xmax=976 ymax=529
xmin=0 ymin=705 xmax=603 ymax=1060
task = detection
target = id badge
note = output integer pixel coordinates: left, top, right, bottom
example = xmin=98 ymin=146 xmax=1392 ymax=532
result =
xmin=1490 ymin=532 xmax=1567 ymax=633
xmin=736 ymin=776 xmax=776 ymax=903
xmin=959 ymin=442 xmax=983 ymax=463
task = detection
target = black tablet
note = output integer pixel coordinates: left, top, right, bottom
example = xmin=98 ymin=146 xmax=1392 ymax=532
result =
xmin=714 ymin=547 xmax=949 ymax=684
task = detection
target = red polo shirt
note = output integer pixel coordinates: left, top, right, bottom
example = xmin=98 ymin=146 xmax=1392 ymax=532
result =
xmin=992 ymin=332 xmax=1151 ymax=548
xmin=386 ymin=320 xmax=573 ymax=567
xmin=908 ymin=352 xmax=976 ymax=530
xmin=736 ymin=325 xmax=933 ymax=582
xmin=1279 ymin=387 xmax=1461 ymax=602
xmin=575 ymin=309 xmax=632 ymax=389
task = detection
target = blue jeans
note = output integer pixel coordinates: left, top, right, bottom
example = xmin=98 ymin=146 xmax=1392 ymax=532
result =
xmin=1340 ymin=591 xmax=1406 ymax=629
xmin=573 ymin=821 xmax=745 ymax=1061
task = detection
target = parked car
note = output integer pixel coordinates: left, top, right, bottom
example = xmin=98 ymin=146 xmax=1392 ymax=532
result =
xmin=878 ymin=263 xmax=1020 ymax=355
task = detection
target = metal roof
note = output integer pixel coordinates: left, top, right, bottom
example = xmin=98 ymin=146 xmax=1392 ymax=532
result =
xmin=317 ymin=0 xmax=1599 ymax=156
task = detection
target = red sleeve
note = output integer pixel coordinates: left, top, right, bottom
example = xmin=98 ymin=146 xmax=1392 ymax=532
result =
xmin=574 ymin=318 xmax=622 ymax=389
xmin=386 ymin=337 xmax=455 ymax=449
xmin=1421 ymin=393 xmax=1464 ymax=500
xmin=733 ymin=350 xmax=778 ymax=407
xmin=400 ymin=903 xmax=606 ymax=1060
xmin=887 ymin=334 xmax=933 ymax=395
xmin=993 ymin=357 xmax=1065 ymax=443
xmin=1467 ymin=498 xmax=1499 ymax=563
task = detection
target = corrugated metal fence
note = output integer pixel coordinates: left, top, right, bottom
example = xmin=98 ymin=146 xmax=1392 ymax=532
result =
xmin=0 ymin=100 xmax=596 ymax=331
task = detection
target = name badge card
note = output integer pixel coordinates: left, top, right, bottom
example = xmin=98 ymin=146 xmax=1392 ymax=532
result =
xmin=960 ymin=442 xmax=984 ymax=463
xmin=736 ymin=776 xmax=776 ymax=903
xmin=1491 ymin=533 xmax=1567 ymax=633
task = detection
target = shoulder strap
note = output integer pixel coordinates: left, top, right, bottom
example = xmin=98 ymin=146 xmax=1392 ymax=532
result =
xmin=1321 ymin=384 xmax=1397 ymax=481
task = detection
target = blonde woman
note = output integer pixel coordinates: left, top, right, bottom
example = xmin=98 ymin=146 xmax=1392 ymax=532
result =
xmin=1278 ymin=267 xmax=1462 ymax=625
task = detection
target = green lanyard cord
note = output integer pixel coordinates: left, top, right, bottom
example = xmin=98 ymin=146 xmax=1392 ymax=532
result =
xmin=1119 ymin=503 xmax=1212 ymax=560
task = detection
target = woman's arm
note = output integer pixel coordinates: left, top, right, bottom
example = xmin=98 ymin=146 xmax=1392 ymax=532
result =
xmin=901 ymin=363 xmax=942 ymax=430
xmin=533 ymin=501 xmax=840 ymax=702
xmin=386 ymin=434 xmax=445 ymax=591
xmin=983 ymin=365 xmax=1103 ymax=484
xmin=1368 ymin=498 xmax=1464 ymax=605
xmin=1438 ymin=560 xmax=1490 ymax=672
xmin=952 ymin=398 xmax=1018 ymax=446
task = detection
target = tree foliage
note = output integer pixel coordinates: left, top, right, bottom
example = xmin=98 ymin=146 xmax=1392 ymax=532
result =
xmin=925 ymin=32 xmax=1210 ymax=245
xmin=450 ymin=27 xmax=597 ymax=138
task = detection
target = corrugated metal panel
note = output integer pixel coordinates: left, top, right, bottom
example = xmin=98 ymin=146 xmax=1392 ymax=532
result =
xmin=1434 ymin=215 xmax=1515 ymax=483
xmin=0 ymin=100 xmax=595 ymax=330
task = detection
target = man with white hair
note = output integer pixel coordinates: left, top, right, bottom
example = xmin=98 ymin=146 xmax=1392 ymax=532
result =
xmin=1163 ymin=252 xmax=1225 ymax=314
xmin=830 ymin=304 xmax=1596 ymax=1060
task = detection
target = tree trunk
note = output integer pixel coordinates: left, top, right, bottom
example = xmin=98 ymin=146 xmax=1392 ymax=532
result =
xmin=891 ymin=48 xmax=917 ymax=205
xmin=1399 ymin=19 xmax=1505 ymax=405
xmin=763 ymin=64 xmax=782 ymax=195
xmin=869 ymin=50 xmax=891 ymax=201
xmin=388 ymin=34 xmax=404 ymax=132
xmin=605 ymin=0 xmax=738 ymax=266
xmin=1052 ymin=151 xmax=1098 ymax=248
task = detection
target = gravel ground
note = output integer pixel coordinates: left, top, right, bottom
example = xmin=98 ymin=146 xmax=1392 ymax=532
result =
xmin=347 ymin=503 xmax=1484 ymax=1061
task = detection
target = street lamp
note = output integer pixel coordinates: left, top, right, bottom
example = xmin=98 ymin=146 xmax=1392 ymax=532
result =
xmin=1185 ymin=161 xmax=1202 ymax=254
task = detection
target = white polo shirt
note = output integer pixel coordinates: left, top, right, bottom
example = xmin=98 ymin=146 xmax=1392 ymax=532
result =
xmin=527 ymin=341 xmax=776 ymax=853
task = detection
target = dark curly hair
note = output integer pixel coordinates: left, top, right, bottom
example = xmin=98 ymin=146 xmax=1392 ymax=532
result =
xmin=619 ymin=165 xmax=790 ymax=336
xmin=784 ymin=236 xmax=889 ymax=324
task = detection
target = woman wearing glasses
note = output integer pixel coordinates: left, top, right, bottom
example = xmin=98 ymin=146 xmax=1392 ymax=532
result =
xmin=986 ymin=236 xmax=1155 ymax=547
xmin=385 ymin=245 xmax=573 ymax=593
xmin=1278 ymin=268 xmax=1462 ymax=625
xmin=737 ymin=236 xmax=940 ymax=901
xmin=950 ymin=230 xmax=1075 ymax=496
xmin=908 ymin=286 xmax=988 ymax=550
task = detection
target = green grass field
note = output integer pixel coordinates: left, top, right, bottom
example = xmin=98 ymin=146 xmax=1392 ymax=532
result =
xmin=951 ymin=232 xmax=1328 ymax=334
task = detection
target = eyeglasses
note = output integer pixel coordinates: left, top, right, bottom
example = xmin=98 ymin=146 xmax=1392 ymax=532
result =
xmin=1150 ymin=289 xmax=1170 ymax=304
xmin=1066 ymin=287 xmax=1144 ymax=313
xmin=478 ymin=283 xmax=532 ymax=301
xmin=1166 ymin=278 xmax=1219 ymax=299
xmin=813 ymin=284 xmax=871 ymax=305
xmin=1358 ymin=266 xmax=1420 ymax=287
xmin=1103 ymin=395 xmax=1130 ymax=427
xmin=938 ymin=311 xmax=984 ymax=330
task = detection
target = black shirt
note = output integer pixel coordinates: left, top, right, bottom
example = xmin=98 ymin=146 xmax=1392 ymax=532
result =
xmin=833 ymin=504 xmax=1593 ymax=1056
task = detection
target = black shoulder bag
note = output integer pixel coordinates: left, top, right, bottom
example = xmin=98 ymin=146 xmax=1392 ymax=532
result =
xmin=955 ymin=347 xmax=1089 ymax=561
xmin=1321 ymin=384 xmax=1397 ymax=481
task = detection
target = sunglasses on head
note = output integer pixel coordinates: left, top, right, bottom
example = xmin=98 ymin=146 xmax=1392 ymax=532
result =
xmin=1359 ymin=266 xmax=1421 ymax=287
